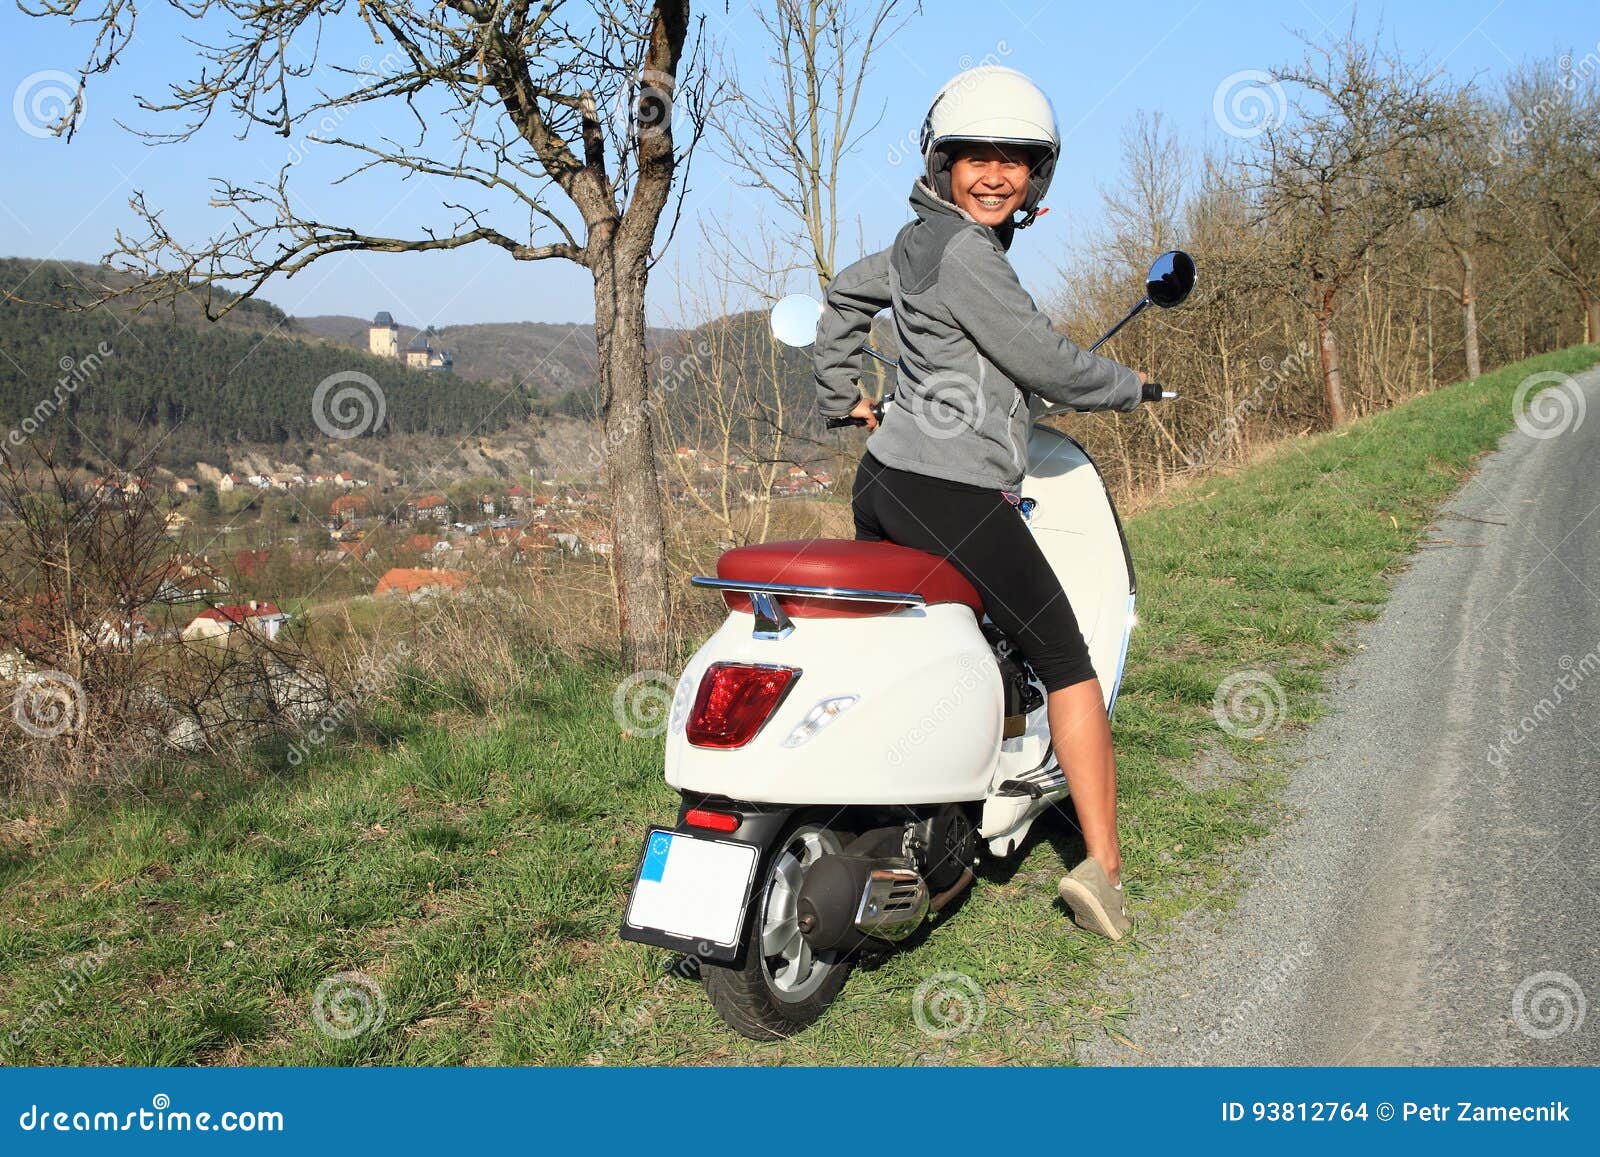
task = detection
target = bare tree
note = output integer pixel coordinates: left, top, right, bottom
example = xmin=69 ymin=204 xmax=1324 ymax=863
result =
xmin=22 ymin=0 xmax=709 ymax=669
xmin=713 ymin=0 xmax=908 ymax=289
xmin=0 ymin=443 xmax=331 ymax=795
xmin=1250 ymin=25 xmax=1457 ymax=425
xmin=1502 ymin=58 xmax=1600 ymax=343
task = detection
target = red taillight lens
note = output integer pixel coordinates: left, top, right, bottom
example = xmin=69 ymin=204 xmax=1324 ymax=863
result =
xmin=684 ymin=807 xmax=741 ymax=833
xmin=686 ymin=662 xmax=799 ymax=749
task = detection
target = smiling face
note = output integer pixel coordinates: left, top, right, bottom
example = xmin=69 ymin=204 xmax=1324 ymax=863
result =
xmin=948 ymin=142 xmax=1033 ymax=227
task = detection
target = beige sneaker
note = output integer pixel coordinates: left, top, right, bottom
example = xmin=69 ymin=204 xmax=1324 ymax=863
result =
xmin=1057 ymin=858 xmax=1131 ymax=941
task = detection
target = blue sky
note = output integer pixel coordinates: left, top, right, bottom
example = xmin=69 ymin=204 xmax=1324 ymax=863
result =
xmin=1 ymin=0 xmax=1591 ymax=329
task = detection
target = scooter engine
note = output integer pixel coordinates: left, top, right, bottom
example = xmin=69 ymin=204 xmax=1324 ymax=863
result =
xmin=794 ymin=808 xmax=977 ymax=954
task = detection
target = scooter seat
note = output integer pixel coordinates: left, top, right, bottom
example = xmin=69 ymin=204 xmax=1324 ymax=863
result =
xmin=714 ymin=538 xmax=983 ymax=619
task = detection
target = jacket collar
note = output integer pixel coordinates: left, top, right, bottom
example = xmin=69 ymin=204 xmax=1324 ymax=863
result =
xmin=910 ymin=179 xmax=1016 ymax=251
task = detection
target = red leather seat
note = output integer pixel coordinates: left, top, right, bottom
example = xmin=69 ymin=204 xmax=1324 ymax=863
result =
xmin=714 ymin=539 xmax=982 ymax=619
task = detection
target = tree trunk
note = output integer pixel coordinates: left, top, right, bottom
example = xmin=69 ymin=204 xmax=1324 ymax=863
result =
xmin=1316 ymin=300 xmax=1348 ymax=427
xmin=1460 ymin=250 xmax=1482 ymax=379
xmin=593 ymin=237 xmax=670 ymax=672
xmin=1586 ymin=292 xmax=1600 ymax=347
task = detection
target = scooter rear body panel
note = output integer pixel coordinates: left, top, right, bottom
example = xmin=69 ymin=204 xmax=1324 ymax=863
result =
xmin=666 ymin=603 xmax=1003 ymax=805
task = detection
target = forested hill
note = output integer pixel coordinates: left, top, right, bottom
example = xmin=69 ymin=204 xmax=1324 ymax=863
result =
xmin=296 ymin=314 xmax=648 ymax=401
xmin=0 ymin=259 xmax=530 ymax=468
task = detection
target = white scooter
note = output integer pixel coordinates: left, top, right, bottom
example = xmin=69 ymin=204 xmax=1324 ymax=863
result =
xmin=620 ymin=251 xmax=1196 ymax=1039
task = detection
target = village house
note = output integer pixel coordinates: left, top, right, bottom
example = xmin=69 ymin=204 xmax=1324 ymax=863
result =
xmin=330 ymin=493 xmax=370 ymax=524
xmin=411 ymin=495 xmax=450 ymax=523
xmin=94 ymin=610 xmax=155 ymax=651
xmin=182 ymin=601 xmax=289 ymax=643
xmin=233 ymin=549 xmax=272 ymax=580
xmin=218 ymin=473 xmax=241 ymax=492
xmin=374 ymin=567 xmax=467 ymax=601
xmin=505 ymin=485 xmax=531 ymax=512
xmin=173 ymin=477 xmax=201 ymax=496
xmin=403 ymin=327 xmax=454 ymax=372
xmin=154 ymin=557 xmax=226 ymax=603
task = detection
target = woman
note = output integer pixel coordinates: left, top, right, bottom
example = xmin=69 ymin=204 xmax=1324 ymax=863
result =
xmin=812 ymin=66 xmax=1153 ymax=940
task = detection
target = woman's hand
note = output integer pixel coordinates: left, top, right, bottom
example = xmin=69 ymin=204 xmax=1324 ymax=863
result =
xmin=849 ymin=397 xmax=880 ymax=430
xmin=1134 ymin=370 xmax=1150 ymax=386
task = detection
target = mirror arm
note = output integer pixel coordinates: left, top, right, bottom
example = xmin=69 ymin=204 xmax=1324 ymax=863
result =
xmin=1086 ymin=296 xmax=1150 ymax=354
xmin=861 ymin=345 xmax=900 ymax=368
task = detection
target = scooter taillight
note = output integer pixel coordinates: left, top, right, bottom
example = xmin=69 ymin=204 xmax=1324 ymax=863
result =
xmin=686 ymin=662 xmax=799 ymax=749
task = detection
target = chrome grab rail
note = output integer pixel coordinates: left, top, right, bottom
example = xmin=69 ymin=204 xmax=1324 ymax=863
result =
xmin=689 ymin=576 xmax=926 ymax=605
xmin=691 ymin=576 xmax=926 ymax=640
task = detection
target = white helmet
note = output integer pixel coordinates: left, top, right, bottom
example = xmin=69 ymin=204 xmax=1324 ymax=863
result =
xmin=920 ymin=66 xmax=1060 ymax=227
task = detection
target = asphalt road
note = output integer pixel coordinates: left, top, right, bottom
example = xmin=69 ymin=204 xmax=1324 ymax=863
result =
xmin=1081 ymin=365 xmax=1600 ymax=1066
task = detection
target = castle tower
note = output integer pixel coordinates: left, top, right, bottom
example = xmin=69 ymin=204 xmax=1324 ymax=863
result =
xmin=369 ymin=311 xmax=399 ymax=358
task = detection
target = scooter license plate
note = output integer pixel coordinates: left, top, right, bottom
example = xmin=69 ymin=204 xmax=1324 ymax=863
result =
xmin=621 ymin=829 xmax=760 ymax=958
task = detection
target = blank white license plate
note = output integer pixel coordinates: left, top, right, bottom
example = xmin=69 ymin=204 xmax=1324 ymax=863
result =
xmin=624 ymin=829 xmax=760 ymax=949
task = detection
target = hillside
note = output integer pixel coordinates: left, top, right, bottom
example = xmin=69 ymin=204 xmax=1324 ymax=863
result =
xmin=298 ymin=314 xmax=678 ymax=402
xmin=0 ymin=258 xmax=538 ymax=474
xmin=0 ymin=257 xmax=845 ymax=480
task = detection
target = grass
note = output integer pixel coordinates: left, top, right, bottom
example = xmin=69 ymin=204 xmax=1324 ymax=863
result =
xmin=2 ymin=345 xmax=1597 ymax=1066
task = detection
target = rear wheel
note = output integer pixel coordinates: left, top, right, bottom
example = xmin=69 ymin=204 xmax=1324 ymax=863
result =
xmin=704 ymin=822 xmax=852 ymax=1039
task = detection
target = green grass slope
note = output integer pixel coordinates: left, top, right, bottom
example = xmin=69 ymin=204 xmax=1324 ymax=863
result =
xmin=1 ymin=345 xmax=1596 ymax=1065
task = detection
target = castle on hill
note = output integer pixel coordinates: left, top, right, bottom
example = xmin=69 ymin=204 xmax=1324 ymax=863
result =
xmin=368 ymin=312 xmax=453 ymax=372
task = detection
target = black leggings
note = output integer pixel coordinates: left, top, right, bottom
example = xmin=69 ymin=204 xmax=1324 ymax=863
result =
xmin=851 ymin=452 xmax=1097 ymax=693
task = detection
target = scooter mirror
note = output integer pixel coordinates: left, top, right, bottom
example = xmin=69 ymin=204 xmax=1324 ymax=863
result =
xmin=1146 ymin=250 xmax=1197 ymax=309
xmin=770 ymin=294 xmax=825 ymax=348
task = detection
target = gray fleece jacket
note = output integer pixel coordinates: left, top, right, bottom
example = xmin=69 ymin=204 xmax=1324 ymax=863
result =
xmin=814 ymin=180 xmax=1143 ymax=491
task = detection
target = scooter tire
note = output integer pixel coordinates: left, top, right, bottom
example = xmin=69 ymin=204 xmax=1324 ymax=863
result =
xmin=703 ymin=949 xmax=852 ymax=1040
xmin=703 ymin=823 xmax=853 ymax=1039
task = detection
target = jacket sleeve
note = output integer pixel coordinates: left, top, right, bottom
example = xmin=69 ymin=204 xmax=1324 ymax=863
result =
xmin=813 ymin=249 xmax=893 ymax=418
xmin=939 ymin=229 xmax=1143 ymax=412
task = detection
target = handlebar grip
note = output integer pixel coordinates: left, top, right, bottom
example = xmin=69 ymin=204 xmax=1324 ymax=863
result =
xmin=1141 ymin=382 xmax=1177 ymax=403
xmin=825 ymin=399 xmax=886 ymax=429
